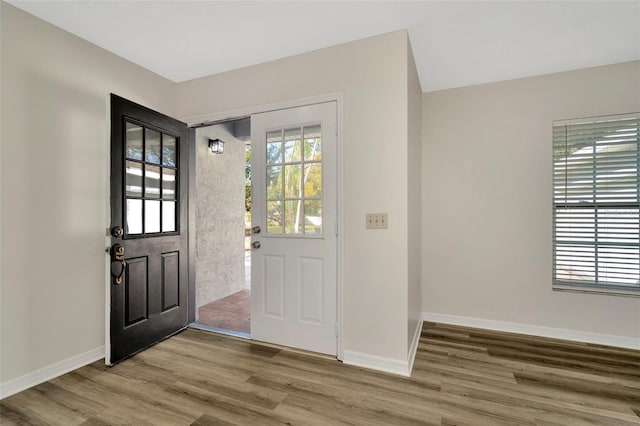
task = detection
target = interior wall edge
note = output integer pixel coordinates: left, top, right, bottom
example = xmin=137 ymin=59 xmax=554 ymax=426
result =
xmin=407 ymin=318 xmax=424 ymax=376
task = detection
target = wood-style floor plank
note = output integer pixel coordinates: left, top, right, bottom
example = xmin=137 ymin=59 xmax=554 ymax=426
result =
xmin=1 ymin=323 xmax=639 ymax=425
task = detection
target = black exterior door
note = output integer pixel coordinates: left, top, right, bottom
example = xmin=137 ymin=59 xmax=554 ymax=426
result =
xmin=110 ymin=94 xmax=189 ymax=364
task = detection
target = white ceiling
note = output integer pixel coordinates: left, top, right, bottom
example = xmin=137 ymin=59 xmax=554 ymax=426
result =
xmin=8 ymin=1 xmax=640 ymax=92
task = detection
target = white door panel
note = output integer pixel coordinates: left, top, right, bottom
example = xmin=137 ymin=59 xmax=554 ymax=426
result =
xmin=263 ymin=255 xmax=285 ymax=317
xmin=251 ymin=102 xmax=337 ymax=355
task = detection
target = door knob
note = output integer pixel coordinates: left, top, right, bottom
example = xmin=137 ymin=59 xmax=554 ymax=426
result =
xmin=252 ymin=226 xmax=261 ymax=234
xmin=251 ymin=241 xmax=261 ymax=249
xmin=111 ymin=226 xmax=124 ymax=238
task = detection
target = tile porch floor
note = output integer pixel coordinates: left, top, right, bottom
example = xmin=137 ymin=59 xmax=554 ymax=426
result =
xmin=195 ymin=250 xmax=251 ymax=334
xmin=197 ymin=289 xmax=250 ymax=334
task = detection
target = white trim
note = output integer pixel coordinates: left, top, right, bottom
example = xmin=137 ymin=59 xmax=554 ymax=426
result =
xmin=553 ymin=111 xmax=639 ymax=127
xmin=343 ymin=320 xmax=422 ymax=377
xmin=0 ymin=346 xmax=105 ymax=399
xmin=553 ymin=284 xmax=640 ymax=298
xmin=343 ymin=350 xmax=410 ymax=377
xmin=335 ymin=95 xmax=344 ymax=361
xmin=407 ymin=318 xmax=423 ymax=375
xmin=104 ymin=245 xmax=111 ymax=366
xmin=422 ymin=312 xmax=640 ymax=350
xmin=105 ymin=93 xmax=112 ymax=366
xmin=181 ymin=92 xmax=344 ymax=127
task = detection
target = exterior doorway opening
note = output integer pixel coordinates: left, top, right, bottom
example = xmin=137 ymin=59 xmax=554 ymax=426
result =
xmin=187 ymin=97 xmax=341 ymax=358
xmin=192 ymin=118 xmax=251 ymax=338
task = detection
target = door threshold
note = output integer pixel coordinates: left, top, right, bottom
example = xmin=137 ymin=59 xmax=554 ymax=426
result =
xmin=188 ymin=324 xmax=337 ymax=361
xmin=188 ymin=322 xmax=251 ymax=340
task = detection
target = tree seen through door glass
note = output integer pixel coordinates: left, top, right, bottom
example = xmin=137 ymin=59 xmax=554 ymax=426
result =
xmin=303 ymin=125 xmax=322 ymax=161
xmin=265 ymin=125 xmax=323 ymax=235
xmin=304 ymin=199 xmax=322 ymax=234
xmin=284 ymin=128 xmax=302 ymax=162
xmin=266 ymin=166 xmax=282 ymax=199
xmin=303 ymin=163 xmax=322 ymax=198
xmin=266 ymin=131 xmax=282 ymax=164
xmin=267 ymin=200 xmax=282 ymax=233
xmin=284 ymin=164 xmax=301 ymax=198
xmin=285 ymin=200 xmax=302 ymax=234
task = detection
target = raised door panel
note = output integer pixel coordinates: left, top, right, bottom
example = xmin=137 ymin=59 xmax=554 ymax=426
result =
xmin=299 ymin=257 xmax=323 ymax=324
xmin=161 ymin=252 xmax=179 ymax=312
xmin=125 ymin=257 xmax=148 ymax=327
xmin=263 ymin=255 xmax=285 ymax=318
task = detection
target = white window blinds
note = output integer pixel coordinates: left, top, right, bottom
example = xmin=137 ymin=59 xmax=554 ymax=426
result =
xmin=553 ymin=113 xmax=640 ymax=294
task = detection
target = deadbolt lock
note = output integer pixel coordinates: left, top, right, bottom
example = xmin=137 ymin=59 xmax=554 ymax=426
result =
xmin=252 ymin=226 xmax=261 ymax=234
xmin=111 ymin=244 xmax=125 ymax=259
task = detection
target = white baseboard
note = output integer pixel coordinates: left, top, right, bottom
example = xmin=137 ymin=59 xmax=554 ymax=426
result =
xmin=0 ymin=346 xmax=105 ymax=399
xmin=407 ymin=318 xmax=423 ymax=375
xmin=343 ymin=350 xmax=411 ymax=377
xmin=343 ymin=320 xmax=424 ymax=377
xmin=422 ymin=312 xmax=640 ymax=350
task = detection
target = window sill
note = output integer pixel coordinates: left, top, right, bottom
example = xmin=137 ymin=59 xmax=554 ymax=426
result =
xmin=553 ymin=284 xmax=640 ymax=298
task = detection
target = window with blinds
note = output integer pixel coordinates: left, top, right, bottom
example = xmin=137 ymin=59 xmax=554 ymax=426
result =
xmin=553 ymin=113 xmax=640 ymax=295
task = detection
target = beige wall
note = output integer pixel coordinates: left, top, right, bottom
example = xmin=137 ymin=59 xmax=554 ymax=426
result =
xmin=6 ymin=0 xmax=636 ymax=391
xmin=176 ymin=30 xmax=412 ymax=361
xmin=0 ymin=4 xmax=176 ymax=383
xmin=195 ymin=124 xmax=246 ymax=312
xmin=407 ymin=40 xmax=423 ymax=350
xmin=422 ymin=61 xmax=640 ymax=340
xmin=1 ymin=3 xmax=417 ymax=390
xmin=7 ymin=0 xmax=635 ymax=390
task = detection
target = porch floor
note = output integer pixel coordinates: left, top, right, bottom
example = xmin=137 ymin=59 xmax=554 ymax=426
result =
xmin=197 ymin=289 xmax=251 ymax=334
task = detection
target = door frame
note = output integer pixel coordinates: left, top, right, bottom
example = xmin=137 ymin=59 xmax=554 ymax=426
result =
xmin=183 ymin=93 xmax=344 ymax=360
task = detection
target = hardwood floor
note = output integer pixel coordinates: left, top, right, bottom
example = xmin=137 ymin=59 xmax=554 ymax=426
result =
xmin=1 ymin=323 xmax=639 ymax=425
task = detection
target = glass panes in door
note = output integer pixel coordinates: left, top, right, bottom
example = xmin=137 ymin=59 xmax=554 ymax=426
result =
xmin=265 ymin=124 xmax=322 ymax=235
xmin=125 ymin=120 xmax=179 ymax=236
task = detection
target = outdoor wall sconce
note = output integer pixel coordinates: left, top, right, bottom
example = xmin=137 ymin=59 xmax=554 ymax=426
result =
xmin=208 ymin=138 xmax=225 ymax=154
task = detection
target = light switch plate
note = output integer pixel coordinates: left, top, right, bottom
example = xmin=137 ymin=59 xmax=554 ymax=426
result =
xmin=366 ymin=213 xmax=388 ymax=229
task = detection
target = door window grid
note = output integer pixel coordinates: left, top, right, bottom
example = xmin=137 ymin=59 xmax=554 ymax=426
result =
xmin=125 ymin=120 xmax=178 ymax=236
xmin=266 ymin=125 xmax=322 ymax=235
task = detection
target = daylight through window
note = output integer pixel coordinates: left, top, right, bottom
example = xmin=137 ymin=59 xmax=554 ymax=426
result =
xmin=553 ymin=113 xmax=640 ymax=295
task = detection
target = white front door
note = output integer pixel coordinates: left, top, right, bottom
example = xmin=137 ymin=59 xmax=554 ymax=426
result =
xmin=250 ymin=102 xmax=337 ymax=355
